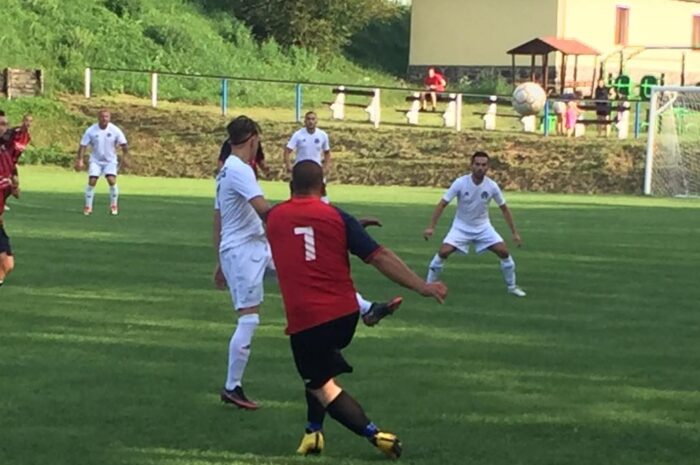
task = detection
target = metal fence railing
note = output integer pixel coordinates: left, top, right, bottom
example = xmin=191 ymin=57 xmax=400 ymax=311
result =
xmin=84 ymin=66 xmax=648 ymax=139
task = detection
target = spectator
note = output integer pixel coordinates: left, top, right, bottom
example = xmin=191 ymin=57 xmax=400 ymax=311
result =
xmin=565 ymin=100 xmax=580 ymax=138
xmin=420 ymin=67 xmax=447 ymax=112
xmin=594 ymin=79 xmax=613 ymax=137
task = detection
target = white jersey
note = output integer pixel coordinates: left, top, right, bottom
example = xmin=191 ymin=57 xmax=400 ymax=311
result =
xmin=443 ymin=174 xmax=506 ymax=233
xmin=80 ymin=123 xmax=127 ymax=164
xmin=215 ymin=155 xmax=266 ymax=252
xmin=286 ymin=128 xmax=330 ymax=165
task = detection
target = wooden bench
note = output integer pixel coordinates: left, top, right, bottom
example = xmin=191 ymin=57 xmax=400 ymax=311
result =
xmin=328 ymin=86 xmax=381 ymax=128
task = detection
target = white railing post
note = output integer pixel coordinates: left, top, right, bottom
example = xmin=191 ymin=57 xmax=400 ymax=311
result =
xmin=84 ymin=68 xmax=91 ymax=98
xmin=643 ymin=89 xmax=660 ymax=195
xmin=151 ymin=72 xmax=158 ymax=108
xmin=456 ymin=93 xmax=463 ymax=132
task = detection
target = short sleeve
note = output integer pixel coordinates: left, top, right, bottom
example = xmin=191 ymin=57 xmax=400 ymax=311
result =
xmin=115 ymin=127 xmax=127 ymax=145
xmin=230 ymin=164 xmax=263 ymax=201
xmin=334 ymin=207 xmax=381 ymax=262
xmin=79 ymin=128 xmax=91 ymax=146
xmin=442 ymin=179 xmax=462 ymax=203
xmin=322 ymin=133 xmax=330 ymax=151
xmin=286 ymin=132 xmax=298 ymax=151
xmin=492 ymin=182 xmax=506 ymax=206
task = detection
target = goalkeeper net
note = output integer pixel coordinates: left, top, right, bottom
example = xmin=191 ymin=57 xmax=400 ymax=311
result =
xmin=644 ymin=86 xmax=700 ymax=197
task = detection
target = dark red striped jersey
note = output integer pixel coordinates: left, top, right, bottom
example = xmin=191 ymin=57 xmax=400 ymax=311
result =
xmin=267 ymin=196 xmax=383 ymax=335
xmin=0 ymin=147 xmax=14 ymax=189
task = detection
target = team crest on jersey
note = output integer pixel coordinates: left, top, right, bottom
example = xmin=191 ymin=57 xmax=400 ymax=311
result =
xmin=314 ymin=138 xmax=320 ymax=144
xmin=107 ymin=133 xmax=112 ymax=138
xmin=481 ymin=192 xmax=488 ymax=199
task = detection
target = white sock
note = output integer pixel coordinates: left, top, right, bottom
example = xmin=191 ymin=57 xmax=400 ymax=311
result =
xmin=500 ymin=256 xmax=516 ymax=288
xmin=85 ymin=185 xmax=95 ymax=209
xmin=427 ymin=254 xmax=444 ymax=283
xmin=356 ymin=292 xmax=373 ymax=315
xmin=225 ymin=313 xmax=259 ymax=390
xmin=109 ymin=184 xmax=119 ymax=207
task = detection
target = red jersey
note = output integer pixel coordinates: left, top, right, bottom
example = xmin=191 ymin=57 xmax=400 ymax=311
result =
xmin=0 ymin=148 xmax=14 ymax=190
xmin=424 ymin=73 xmax=446 ymax=92
xmin=10 ymin=127 xmax=31 ymax=165
xmin=267 ymin=196 xmax=383 ymax=335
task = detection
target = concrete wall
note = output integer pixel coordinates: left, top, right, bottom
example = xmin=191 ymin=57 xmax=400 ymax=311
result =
xmin=409 ymin=0 xmax=559 ymax=67
xmin=559 ymin=0 xmax=700 ymax=85
xmin=410 ymin=0 xmax=700 ymax=86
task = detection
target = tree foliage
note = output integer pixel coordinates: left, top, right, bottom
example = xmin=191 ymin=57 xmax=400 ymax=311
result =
xmin=225 ymin=0 xmax=399 ymax=56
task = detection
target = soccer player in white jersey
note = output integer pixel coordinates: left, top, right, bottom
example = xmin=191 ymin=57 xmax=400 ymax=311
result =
xmin=423 ymin=151 xmax=526 ymax=297
xmin=75 ymin=109 xmax=128 ymax=216
xmin=284 ymin=111 xmax=331 ymax=175
xmin=213 ymin=116 xmax=272 ymax=410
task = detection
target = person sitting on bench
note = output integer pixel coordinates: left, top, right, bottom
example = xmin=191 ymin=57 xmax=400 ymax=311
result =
xmin=421 ymin=67 xmax=447 ymax=112
xmin=594 ymin=79 xmax=613 ymax=137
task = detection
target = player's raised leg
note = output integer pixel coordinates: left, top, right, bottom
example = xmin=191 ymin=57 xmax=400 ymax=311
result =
xmin=356 ymin=292 xmax=403 ymax=327
xmin=488 ymin=242 xmax=526 ymax=297
xmin=106 ymin=172 xmax=119 ymax=215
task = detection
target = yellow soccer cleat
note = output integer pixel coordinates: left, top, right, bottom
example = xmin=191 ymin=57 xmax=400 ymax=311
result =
xmin=371 ymin=432 xmax=402 ymax=459
xmin=296 ymin=431 xmax=324 ymax=456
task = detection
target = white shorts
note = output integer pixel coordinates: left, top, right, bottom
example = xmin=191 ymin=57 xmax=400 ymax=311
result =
xmin=220 ymin=237 xmax=272 ymax=310
xmin=443 ymin=224 xmax=504 ymax=255
xmin=88 ymin=161 xmax=118 ymax=178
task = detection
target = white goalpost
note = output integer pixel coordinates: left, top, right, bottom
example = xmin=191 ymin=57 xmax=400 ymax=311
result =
xmin=644 ymin=85 xmax=700 ymax=197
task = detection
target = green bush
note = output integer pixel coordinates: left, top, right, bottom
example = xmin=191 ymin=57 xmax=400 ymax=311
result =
xmin=19 ymin=146 xmax=74 ymax=168
xmin=457 ymin=69 xmax=512 ymax=96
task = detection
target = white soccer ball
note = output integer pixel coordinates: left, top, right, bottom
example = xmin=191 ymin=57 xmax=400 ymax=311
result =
xmin=512 ymin=82 xmax=547 ymax=116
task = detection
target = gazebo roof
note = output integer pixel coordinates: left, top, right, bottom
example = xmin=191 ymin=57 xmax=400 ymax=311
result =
xmin=507 ymin=37 xmax=600 ymax=56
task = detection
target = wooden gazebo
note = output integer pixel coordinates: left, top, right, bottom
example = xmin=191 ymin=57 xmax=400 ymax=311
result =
xmin=507 ymin=37 xmax=600 ymax=94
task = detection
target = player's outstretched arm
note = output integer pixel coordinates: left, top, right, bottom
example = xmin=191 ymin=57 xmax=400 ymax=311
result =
xmin=368 ymin=248 xmax=447 ymax=303
xmin=499 ymin=204 xmax=522 ymax=246
xmin=423 ymin=199 xmax=448 ymax=240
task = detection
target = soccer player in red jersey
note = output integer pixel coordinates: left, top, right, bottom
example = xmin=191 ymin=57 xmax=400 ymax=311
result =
xmin=267 ymin=161 xmax=448 ymax=459
xmin=0 ymin=112 xmax=16 ymax=285
xmin=2 ymin=114 xmax=33 ymax=209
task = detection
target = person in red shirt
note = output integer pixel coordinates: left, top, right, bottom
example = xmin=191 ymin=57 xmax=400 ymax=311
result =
xmin=420 ymin=67 xmax=447 ymax=112
xmin=0 ymin=111 xmax=17 ymax=285
xmin=267 ymin=160 xmax=447 ymax=459
xmin=2 ymin=114 xmax=33 ymax=209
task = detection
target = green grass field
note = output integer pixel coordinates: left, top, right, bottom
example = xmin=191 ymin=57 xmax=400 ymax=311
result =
xmin=2 ymin=167 xmax=700 ymax=465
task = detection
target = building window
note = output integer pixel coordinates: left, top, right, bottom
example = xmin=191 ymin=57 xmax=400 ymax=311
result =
xmin=615 ymin=6 xmax=629 ymax=46
xmin=693 ymin=15 xmax=700 ymax=49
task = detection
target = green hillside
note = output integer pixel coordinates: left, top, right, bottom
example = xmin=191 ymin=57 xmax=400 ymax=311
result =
xmin=0 ymin=0 xmax=405 ymax=106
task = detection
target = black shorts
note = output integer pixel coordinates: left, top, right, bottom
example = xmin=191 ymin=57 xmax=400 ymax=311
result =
xmin=290 ymin=312 xmax=359 ymax=390
xmin=0 ymin=225 xmax=12 ymax=256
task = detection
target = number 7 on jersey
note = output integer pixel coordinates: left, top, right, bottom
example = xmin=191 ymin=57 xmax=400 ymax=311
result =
xmin=294 ymin=227 xmax=316 ymax=262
